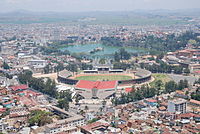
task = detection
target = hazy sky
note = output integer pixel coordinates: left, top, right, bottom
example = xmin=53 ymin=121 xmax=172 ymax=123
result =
xmin=0 ymin=0 xmax=200 ymax=12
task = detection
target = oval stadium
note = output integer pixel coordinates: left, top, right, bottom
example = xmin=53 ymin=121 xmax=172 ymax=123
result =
xmin=57 ymin=68 xmax=151 ymax=86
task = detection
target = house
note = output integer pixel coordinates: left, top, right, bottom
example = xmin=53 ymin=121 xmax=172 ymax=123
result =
xmin=3 ymin=100 xmax=15 ymax=108
xmin=0 ymin=108 xmax=6 ymax=115
xmin=175 ymin=90 xmax=188 ymax=99
xmin=145 ymin=99 xmax=158 ymax=107
xmin=189 ymin=99 xmax=200 ymax=107
xmin=9 ymin=85 xmax=28 ymax=92
xmin=80 ymin=121 xmax=109 ymax=134
xmin=125 ymin=87 xmax=134 ymax=93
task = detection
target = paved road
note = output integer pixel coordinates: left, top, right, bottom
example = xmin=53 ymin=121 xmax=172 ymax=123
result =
xmin=168 ymin=74 xmax=198 ymax=85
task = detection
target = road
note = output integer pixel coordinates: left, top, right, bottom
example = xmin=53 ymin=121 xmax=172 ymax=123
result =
xmin=168 ymin=74 xmax=198 ymax=85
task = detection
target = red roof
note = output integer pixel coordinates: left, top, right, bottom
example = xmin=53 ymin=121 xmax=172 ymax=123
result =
xmin=190 ymin=99 xmax=200 ymax=105
xmin=146 ymin=99 xmax=157 ymax=103
xmin=0 ymin=108 xmax=6 ymax=113
xmin=193 ymin=70 xmax=200 ymax=74
xmin=80 ymin=122 xmax=109 ymax=131
xmin=18 ymin=89 xmax=41 ymax=97
xmin=3 ymin=100 xmax=14 ymax=105
xmin=19 ymin=96 xmax=37 ymax=106
xmin=125 ymin=87 xmax=133 ymax=93
xmin=178 ymin=113 xmax=200 ymax=119
xmin=10 ymin=85 xmax=28 ymax=91
xmin=75 ymin=80 xmax=117 ymax=90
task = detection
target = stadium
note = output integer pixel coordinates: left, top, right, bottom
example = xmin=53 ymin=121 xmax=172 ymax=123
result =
xmin=57 ymin=68 xmax=152 ymax=86
xmin=57 ymin=66 xmax=152 ymax=99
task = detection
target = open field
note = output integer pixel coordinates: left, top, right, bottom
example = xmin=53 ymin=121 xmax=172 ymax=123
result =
xmin=150 ymin=73 xmax=172 ymax=88
xmin=33 ymin=73 xmax=57 ymax=80
xmin=73 ymin=74 xmax=134 ymax=81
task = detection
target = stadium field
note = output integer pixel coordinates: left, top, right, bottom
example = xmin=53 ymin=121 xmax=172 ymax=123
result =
xmin=74 ymin=74 xmax=133 ymax=81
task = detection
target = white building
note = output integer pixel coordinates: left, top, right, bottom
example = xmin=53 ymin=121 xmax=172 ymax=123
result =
xmin=28 ymin=60 xmax=47 ymax=67
xmin=28 ymin=60 xmax=47 ymax=74
xmin=167 ymin=98 xmax=187 ymax=113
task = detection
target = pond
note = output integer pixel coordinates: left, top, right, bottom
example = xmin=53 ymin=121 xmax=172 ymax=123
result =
xmin=60 ymin=43 xmax=145 ymax=58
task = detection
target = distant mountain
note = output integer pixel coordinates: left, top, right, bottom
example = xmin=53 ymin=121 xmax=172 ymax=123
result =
xmin=0 ymin=9 xmax=199 ymax=25
xmin=0 ymin=8 xmax=200 ymax=17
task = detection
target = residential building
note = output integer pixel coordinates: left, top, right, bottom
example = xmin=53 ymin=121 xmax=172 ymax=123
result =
xmin=168 ymin=99 xmax=187 ymax=113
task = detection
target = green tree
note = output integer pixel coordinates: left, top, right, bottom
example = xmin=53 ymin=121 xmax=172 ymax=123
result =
xmin=183 ymin=68 xmax=190 ymax=75
xmin=155 ymin=80 xmax=163 ymax=91
xmin=29 ymin=110 xmax=52 ymax=126
xmin=174 ymin=66 xmax=183 ymax=74
xmin=67 ymin=63 xmax=78 ymax=72
xmin=99 ymin=58 xmax=106 ymax=64
xmin=55 ymin=62 xmax=64 ymax=72
xmin=84 ymin=105 xmax=89 ymax=112
xmin=57 ymin=99 xmax=69 ymax=111
xmin=44 ymin=64 xmax=50 ymax=74
xmin=177 ymin=79 xmax=188 ymax=90
xmin=165 ymin=81 xmax=177 ymax=93
xmin=2 ymin=62 xmax=10 ymax=69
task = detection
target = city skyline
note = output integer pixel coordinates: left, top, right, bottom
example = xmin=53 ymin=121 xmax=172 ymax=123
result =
xmin=0 ymin=0 xmax=200 ymax=13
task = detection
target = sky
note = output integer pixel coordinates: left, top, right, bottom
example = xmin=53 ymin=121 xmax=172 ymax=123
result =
xmin=0 ymin=0 xmax=200 ymax=12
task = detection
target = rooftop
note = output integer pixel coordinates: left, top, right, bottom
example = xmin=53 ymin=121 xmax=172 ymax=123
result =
xmin=169 ymin=98 xmax=187 ymax=104
xmin=9 ymin=84 xmax=28 ymax=91
xmin=75 ymin=80 xmax=117 ymax=90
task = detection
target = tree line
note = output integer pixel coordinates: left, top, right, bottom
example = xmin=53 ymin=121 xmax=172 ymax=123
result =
xmin=43 ymin=62 xmax=93 ymax=74
xmin=112 ymin=79 xmax=189 ymax=105
xmin=18 ymin=70 xmax=72 ymax=111
xmin=101 ymin=31 xmax=200 ymax=52
xmin=140 ymin=61 xmax=190 ymax=74
xmin=191 ymin=78 xmax=200 ymax=101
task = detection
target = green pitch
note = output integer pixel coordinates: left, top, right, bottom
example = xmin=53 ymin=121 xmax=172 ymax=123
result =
xmin=75 ymin=75 xmax=132 ymax=81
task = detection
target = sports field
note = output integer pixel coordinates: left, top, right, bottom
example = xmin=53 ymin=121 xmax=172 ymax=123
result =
xmin=74 ymin=75 xmax=132 ymax=81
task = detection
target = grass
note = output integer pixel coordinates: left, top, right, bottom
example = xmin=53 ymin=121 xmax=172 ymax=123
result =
xmin=75 ymin=75 xmax=132 ymax=81
xmin=150 ymin=73 xmax=172 ymax=88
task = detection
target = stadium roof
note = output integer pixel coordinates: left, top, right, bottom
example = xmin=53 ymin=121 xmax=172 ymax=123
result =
xmin=75 ymin=80 xmax=117 ymax=90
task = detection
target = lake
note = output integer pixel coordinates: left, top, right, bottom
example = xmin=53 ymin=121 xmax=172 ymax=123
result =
xmin=60 ymin=43 xmax=145 ymax=58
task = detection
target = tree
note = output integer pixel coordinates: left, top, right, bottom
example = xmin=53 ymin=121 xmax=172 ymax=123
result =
xmin=87 ymin=118 xmax=99 ymax=124
xmin=156 ymin=53 xmax=164 ymax=60
xmin=183 ymin=68 xmax=190 ymax=75
xmin=67 ymin=63 xmax=78 ymax=72
xmin=43 ymin=79 xmax=57 ymax=97
xmin=79 ymin=110 xmax=85 ymax=115
xmin=114 ymin=48 xmax=131 ymax=62
xmin=44 ymin=64 xmax=50 ymax=74
xmin=191 ymin=92 xmax=200 ymax=101
xmin=155 ymin=80 xmax=163 ymax=91
xmin=84 ymin=105 xmax=89 ymax=112
xmin=75 ymin=95 xmax=81 ymax=105
xmin=2 ymin=62 xmax=10 ymax=69
xmin=102 ymin=100 xmax=106 ymax=108
xmin=99 ymin=58 xmax=106 ymax=64
xmin=165 ymin=81 xmax=177 ymax=93
xmin=177 ymin=79 xmax=188 ymax=90
xmin=57 ymin=99 xmax=69 ymax=111
xmin=18 ymin=71 xmax=58 ymax=98
xmin=114 ymin=52 xmax=120 ymax=62
xmin=80 ymin=63 xmax=93 ymax=70
xmin=174 ymin=66 xmax=183 ymax=74
xmin=55 ymin=62 xmax=64 ymax=72
xmin=29 ymin=110 xmax=52 ymax=126
xmin=113 ymin=62 xmax=131 ymax=70
xmin=194 ymin=78 xmax=200 ymax=84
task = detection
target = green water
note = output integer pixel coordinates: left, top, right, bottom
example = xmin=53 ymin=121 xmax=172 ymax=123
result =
xmin=60 ymin=43 xmax=145 ymax=58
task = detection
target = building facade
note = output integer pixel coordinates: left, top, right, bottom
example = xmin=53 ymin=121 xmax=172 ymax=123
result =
xmin=168 ymin=99 xmax=187 ymax=113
